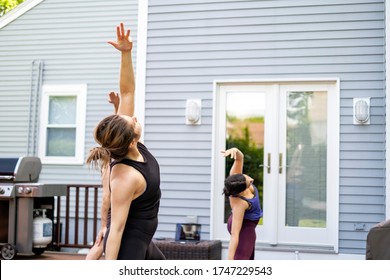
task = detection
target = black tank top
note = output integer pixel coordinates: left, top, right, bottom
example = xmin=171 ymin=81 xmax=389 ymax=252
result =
xmin=109 ymin=142 xmax=161 ymax=219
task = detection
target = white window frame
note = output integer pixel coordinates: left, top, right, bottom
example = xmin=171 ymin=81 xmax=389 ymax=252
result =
xmin=39 ymin=84 xmax=87 ymax=165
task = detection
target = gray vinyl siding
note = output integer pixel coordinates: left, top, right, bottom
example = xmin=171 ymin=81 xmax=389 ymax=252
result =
xmin=0 ymin=0 xmax=139 ymax=246
xmin=0 ymin=0 xmax=139 ymax=185
xmin=146 ymin=0 xmax=386 ymax=254
xmin=0 ymin=0 xmax=386 ymax=256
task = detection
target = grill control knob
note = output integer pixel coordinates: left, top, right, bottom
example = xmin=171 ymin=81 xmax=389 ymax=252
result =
xmin=0 ymin=188 xmax=4 ymax=195
xmin=18 ymin=187 xmax=24 ymax=194
xmin=24 ymin=187 xmax=32 ymax=194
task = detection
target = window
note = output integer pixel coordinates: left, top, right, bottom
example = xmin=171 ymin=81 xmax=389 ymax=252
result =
xmin=39 ymin=85 xmax=87 ymax=164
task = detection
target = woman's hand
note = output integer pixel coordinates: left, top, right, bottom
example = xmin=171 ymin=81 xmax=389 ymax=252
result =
xmin=222 ymin=147 xmax=244 ymax=175
xmin=108 ymin=91 xmax=120 ymax=114
xmin=221 ymin=147 xmax=243 ymax=161
xmin=95 ymin=227 xmax=106 ymax=246
xmin=108 ymin=22 xmax=133 ymax=52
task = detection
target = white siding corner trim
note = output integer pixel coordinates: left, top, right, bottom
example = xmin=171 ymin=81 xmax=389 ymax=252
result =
xmin=135 ymin=0 xmax=148 ymax=141
xmin=386 ymin=0 xmax=390 ymax=219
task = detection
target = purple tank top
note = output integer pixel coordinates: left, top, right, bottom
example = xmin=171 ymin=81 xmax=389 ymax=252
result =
xmin=234 ymin=185 xmax=263 ymax=221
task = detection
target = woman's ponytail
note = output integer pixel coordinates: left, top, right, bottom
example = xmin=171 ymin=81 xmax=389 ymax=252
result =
xmin=86 ymin=146 xmax=111 ymax=171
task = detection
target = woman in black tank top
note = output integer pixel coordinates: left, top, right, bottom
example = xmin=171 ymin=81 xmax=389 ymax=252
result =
xmin=86 ymin=22 xmax=164 ymax=260
xmin=104 ymin=142 xmax=164 ymax=259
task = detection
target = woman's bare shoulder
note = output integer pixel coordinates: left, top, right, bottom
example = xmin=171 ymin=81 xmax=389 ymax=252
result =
xmin=110 ymin=164 xmax=145 ymax=193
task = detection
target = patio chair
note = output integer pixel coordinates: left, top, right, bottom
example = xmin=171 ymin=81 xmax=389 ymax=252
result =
xmin=366 ymin=219 xmax=390 ymax=260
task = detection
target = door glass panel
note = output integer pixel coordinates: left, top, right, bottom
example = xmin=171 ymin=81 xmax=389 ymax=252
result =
xmin=285 ymin=91 xmax=327 ymax=228
xmin=224 ymin=91 xmax=265 ymax=224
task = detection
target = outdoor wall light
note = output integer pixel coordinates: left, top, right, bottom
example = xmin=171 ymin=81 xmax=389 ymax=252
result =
xmin=353 ymin=97 xmax=370 ymax=125
xmin=186 ymin=99 xmax=201 ymax=125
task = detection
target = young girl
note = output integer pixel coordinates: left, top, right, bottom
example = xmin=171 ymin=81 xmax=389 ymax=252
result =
xmin=222 ymin=147 xmax=263 ymax=260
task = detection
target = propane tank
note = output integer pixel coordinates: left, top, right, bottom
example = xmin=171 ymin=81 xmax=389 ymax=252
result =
xmin=33 ymin=209 xmax=53 ymax=247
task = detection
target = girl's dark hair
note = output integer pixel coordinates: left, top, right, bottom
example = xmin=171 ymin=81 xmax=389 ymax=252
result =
xmin=223 ymin=174 xmax=246 ymax=196
xmin=86 ymin=114 xmax=138 ymax=170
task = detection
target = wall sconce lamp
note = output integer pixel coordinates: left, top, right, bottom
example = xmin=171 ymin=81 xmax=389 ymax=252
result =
xmin=186 ymin=99 xmax=201 ymax=125
xmin=353 ymin=97 xmax=370 ymax=125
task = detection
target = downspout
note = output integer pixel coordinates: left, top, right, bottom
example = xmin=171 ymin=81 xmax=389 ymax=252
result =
xmin=27 ymin=60 xmax=43 ymax=156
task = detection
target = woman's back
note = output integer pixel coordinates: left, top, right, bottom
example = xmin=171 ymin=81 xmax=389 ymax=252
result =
xmin=111 ymin=142 xmax=161 ymax=220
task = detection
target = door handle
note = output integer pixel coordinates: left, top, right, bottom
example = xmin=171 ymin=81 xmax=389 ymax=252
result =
xmin=259 ymin=153 xmax=271 ymax=174
xmin=279 ymin=153 xmax=283 ymax=174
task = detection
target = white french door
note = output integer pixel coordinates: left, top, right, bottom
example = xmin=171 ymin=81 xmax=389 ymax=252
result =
xmin=212 ymin=80 xmax=339 ymax=250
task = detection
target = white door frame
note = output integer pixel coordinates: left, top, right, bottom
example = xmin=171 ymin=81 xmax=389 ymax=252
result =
xmin=211 ymin=78 xmax=340 ymax=251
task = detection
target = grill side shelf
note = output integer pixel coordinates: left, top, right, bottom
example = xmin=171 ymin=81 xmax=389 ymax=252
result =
xmin=14 ymin=183 xmax=67 ymax=197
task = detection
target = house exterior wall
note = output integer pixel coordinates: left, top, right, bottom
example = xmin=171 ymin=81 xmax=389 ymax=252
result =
xmin=0 ymin=0 xmax=139 ymax=184
xmin=0 ymin=0 xmax=140 ymax=245
xmin=0 ymin=0 xmax=386 ymax=258
xmin=144 ymin=0 xmax=386 ymax=256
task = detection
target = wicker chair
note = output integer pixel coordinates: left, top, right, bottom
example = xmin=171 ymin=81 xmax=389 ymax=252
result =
xmin=366 ymin=219 xmax=390 ymax=260
xmin=153 ymin=239 xmax=222 ymax=260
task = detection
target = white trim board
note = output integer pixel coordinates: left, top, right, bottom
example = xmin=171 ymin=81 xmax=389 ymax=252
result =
xmin=0 ymin=0 xmax=44 ymax=29
xmin=135 ymin=0 xmax=148 ymax=142
xmin=385 ymin=0 xmax=390 ymax=219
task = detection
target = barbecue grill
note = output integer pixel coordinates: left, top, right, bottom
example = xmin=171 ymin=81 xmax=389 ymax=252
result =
xmin=0 ymin=156 xmax=67 ymax=260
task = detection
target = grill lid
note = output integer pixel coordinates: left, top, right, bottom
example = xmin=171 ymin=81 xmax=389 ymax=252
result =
xmin=0 ymin=157 xmax=42 ymax=182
